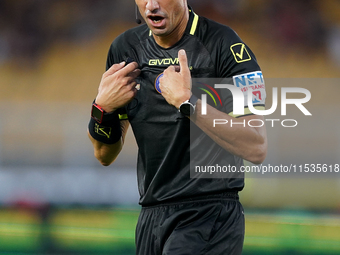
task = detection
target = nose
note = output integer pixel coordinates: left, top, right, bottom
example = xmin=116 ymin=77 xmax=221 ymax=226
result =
xmin=145 ymin=0 xmax=159 ymax=12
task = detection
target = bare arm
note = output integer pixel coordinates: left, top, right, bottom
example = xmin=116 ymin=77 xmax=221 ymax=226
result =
xmin=160 ymin=49 xmax=267 ymax=164
xmin=88 ymin=120 xmax=130 ymax=166
xmin=88 ymin=61 xmax=140 ymax=166
xmin=191 ymin=101 xmax=267 ymax=164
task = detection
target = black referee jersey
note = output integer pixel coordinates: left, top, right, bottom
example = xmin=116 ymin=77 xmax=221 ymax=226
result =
xmin=106 ymin=7 xmax=266 ymax=206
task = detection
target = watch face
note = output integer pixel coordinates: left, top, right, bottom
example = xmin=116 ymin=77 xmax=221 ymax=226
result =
xmin=180 ymin=103 xmax=194 ymax=116
xmin=91 ymin=104 xmax=104 ymax=123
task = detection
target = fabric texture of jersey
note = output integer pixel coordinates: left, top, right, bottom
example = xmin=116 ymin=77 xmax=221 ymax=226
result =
xmin=105 ymin=7 xmax=265 ymax=206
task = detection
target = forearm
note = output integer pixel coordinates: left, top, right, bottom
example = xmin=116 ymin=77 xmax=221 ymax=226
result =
xmin=88 ymin=132 xmax=123 ymax=166
xmin=88 ymin=120 xmax=129 ymax=166
xmin=191 ymin=100 xmax=267 ymax=164
xmin=88 ymin=59 xmax=140 ymax=166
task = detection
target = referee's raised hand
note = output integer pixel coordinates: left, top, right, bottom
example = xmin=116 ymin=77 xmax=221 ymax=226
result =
xmin=160 ymin=49 xmax=192 ymax=109
xmin=95 ymin=61 xmax=141 ymax=113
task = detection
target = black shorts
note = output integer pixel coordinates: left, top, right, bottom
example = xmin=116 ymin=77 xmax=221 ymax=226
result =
xmin=136 ymin=193 xmax=244 ymax=255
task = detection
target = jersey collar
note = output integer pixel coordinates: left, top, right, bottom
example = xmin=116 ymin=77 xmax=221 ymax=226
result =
xmin=186 ymin=6 xmax=199 ymax=36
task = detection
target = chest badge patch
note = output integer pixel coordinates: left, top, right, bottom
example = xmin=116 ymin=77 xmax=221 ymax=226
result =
xmin=154 ymin=73 xmax=164 ymax=94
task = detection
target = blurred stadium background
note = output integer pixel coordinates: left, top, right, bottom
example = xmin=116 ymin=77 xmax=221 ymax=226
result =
xmin=0 ymin=0 xmax=340 ymax=254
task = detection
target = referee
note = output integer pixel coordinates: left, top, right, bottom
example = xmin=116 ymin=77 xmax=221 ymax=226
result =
xmin=88 ymin=0 xmax=267 ymax=254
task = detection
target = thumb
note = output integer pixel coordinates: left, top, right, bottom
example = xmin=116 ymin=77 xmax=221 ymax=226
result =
xmin=104 ymin=61 xmax=125 ymax=77
xmin=178 ymin=49 xmax=190 ymax=76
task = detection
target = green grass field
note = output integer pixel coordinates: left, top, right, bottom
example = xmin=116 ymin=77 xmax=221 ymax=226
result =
xmin=0 ymin=207 xmax=339 ymax=254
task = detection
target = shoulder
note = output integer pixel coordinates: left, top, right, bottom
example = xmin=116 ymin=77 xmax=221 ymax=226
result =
xmin=110 ymin=24 xmax=150 ymax=51
xmin=194 ymin=16 xmax=261 ymax=77
xmin=196 ymin=16 xmax=242 ymax=47
xmin=106 ymin=24 xmax=149 ymax=68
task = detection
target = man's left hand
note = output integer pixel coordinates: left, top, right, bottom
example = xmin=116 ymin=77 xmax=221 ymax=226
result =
xmin=159 ymin=49 xmax=191 ymax=109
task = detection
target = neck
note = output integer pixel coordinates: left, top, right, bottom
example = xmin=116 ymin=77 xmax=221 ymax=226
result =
xmin=153 ymin=9 xmax=189 ymax=48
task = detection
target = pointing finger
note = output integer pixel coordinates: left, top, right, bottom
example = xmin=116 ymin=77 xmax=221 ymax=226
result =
xmin=104 ymin=61 xmax=125 ymax=77
xmin=117 ymin=62 xmax=139 ymax=77
xmin=178 ymin=49 xmax=190 ymax=77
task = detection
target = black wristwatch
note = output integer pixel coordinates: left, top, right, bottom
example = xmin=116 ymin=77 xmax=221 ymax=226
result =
xmin=91 ymin=102 xmax=118 ymax=124
xmin=179 ymin=94 xmax=198 ymax=117
xmin=91 ymin=103 xmax=106 ymax=123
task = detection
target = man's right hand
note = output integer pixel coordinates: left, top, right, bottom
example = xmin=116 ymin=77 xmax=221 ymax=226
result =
xmin=95 ymin=61 xmax=141 ymax=113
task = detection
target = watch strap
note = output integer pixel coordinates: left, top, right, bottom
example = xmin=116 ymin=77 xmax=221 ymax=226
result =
xmin=189 ymin=94 xmax=198 ymax=106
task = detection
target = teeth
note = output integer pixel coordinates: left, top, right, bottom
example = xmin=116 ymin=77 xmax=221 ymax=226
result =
xmin=150 ymin=17 xmax=162 ymax=23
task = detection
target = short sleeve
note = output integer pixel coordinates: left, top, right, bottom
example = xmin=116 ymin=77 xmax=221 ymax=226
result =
xmin=216 ymin=28 xmax=266 ymax=117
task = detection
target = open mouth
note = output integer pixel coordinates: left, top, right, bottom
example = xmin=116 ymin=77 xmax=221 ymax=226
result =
xmin=148 ymin=15 xmax=165 ymax=25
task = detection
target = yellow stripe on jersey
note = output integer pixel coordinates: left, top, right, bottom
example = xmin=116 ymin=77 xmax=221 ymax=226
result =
xmin=228 ymin=106 xmax=265 ymax=118
xmin=190 ymin=12 xmax=199 ymax=35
